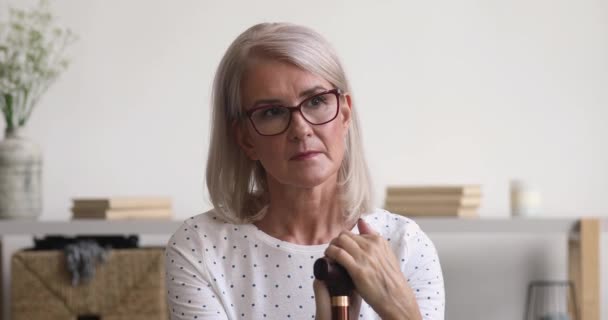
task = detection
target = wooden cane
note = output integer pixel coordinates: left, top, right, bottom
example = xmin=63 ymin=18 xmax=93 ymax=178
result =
xmin=314 ymin=257 xmax=354 ymax=320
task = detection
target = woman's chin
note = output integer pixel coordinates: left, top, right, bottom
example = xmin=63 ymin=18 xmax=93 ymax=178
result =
xmin=266 ymin=164 xmax=339 ymax=189
xmin=284 ymin=173 xmax=337 ymax=189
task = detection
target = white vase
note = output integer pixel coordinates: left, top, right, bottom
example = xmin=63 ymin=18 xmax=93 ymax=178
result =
xmin=0 ymin=127 xmax=43 ymax=219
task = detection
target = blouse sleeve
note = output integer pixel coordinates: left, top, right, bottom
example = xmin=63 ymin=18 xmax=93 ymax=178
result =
xmin=165 ymin=223 xmax=228 ymax=320
xmin=402 ymin=224 xmax=445 ymax=320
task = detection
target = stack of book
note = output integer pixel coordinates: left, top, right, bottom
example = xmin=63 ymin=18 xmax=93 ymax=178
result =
xmin=71 ymin=196 xmax=173 ymax=220
xmin=384 ymin=185 xmax=481 ymax=218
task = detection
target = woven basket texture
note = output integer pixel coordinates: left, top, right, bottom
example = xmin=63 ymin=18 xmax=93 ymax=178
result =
xmin=11 ymin=247 xmax=167 ymax=320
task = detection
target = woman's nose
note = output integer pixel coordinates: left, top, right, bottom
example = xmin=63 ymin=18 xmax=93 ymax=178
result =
xmin=287 ymin=111 xmax=313 ymax=140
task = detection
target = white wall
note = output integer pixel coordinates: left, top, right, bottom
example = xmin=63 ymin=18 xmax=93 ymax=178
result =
xmin=1 ymin=0 xmax=607 ymax=319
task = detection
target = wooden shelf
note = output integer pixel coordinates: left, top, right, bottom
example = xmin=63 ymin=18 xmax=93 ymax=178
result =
xmin=413 ymin=217 xmax=581 ymax=234
xmin=0 ymin=217 xmax=600 ymax=235
xmin=0 ymin=220 xmax=183 ymax=235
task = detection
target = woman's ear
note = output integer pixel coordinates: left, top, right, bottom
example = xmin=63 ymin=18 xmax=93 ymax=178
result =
xmin=234 ymin=121 xmax=259 ymax=160
xmin=341 ymin=94 xmax=353 ymax=129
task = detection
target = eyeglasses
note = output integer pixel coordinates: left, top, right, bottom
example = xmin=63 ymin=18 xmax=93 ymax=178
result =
xmin=244 ymin=89 xmax=342 ymax=136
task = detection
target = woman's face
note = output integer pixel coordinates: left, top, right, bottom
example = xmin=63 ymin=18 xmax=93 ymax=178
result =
xmin=237 ymin=59 xmax=352 ymax=190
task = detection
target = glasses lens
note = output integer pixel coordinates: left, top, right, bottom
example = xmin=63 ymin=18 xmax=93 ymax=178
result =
xmin=248 ymin=91 xmax=340 ymax=136
xmin=250 ymin=105 xmax=290 ymax=135
xmin=300 ymin=92 xmax=339 ymax=124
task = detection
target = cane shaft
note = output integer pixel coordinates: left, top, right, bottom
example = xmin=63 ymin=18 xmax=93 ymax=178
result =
xmin=314 ymin=258 xmax=353 ymax=320
xmin=331 ymin=296 xmax=349 ymax=320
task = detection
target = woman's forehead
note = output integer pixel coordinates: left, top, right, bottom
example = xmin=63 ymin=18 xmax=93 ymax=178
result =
xmin=241 ymin=59 xmax=332 ymax=106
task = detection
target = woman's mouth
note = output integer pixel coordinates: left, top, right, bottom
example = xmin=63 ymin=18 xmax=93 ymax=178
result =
xmin=290 ymin=151 xmax=321 ymax=160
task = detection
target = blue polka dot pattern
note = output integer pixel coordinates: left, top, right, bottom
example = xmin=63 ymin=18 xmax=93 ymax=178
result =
xmin=165 ymin=208 xmax=445 ymax=319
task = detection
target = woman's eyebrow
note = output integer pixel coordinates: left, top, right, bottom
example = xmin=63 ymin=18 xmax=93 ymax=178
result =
xmin=250 ymin=86 xmax=329 ymax=107
xmin=251 ymin=98 xmax=283 ymax=107
xmin=298 ymin=85 xmax=328 ymax=98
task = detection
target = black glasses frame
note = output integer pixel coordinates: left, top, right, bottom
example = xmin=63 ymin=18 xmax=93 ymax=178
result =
xmin=244 ymin=89 xmax=342 ymax=136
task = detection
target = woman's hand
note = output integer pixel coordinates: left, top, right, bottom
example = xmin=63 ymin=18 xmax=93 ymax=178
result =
xmin=322 ymin=219 xmax=422 ymax=320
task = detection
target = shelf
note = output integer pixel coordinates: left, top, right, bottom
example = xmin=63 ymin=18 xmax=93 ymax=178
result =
xmin=413 ymin=217 xmax=580 ymax=234
xmin=0 ymin=220 xmax=183 ymax=235
xmin=0 ymin=217 xmax=600 ymax=235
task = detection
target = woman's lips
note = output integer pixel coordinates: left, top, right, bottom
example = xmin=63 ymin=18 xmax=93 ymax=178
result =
xmin=290 ymin=151 xmax=321 ymax=160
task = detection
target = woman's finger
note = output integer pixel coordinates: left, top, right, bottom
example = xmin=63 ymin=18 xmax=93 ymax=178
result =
xmin=345 ymin=220 xmax=381 ymax=250
xmin=330 ymin=232 xmax=362 ymax=257
xmin=313 ymin=279 xmax=332 ymax=320
xmin=324 ymin=243 xmax=359 ymax=274
xmin=357 ymin=218 xmax=378 ymax=235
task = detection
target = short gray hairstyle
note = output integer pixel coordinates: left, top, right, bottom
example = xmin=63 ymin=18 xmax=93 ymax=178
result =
xmin=206 ymin=22 xmax=372 ymax=223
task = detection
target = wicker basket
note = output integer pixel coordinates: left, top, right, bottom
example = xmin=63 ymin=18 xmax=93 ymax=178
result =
xmin=11 ymin=247 xmax=167 ymax=320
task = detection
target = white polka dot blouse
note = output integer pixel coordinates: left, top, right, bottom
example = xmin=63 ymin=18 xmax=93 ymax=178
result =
xmin=165 ymin=208 xmax=445 ymax=319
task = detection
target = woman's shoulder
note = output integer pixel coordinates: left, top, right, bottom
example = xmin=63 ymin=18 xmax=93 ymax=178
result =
xmin=361 ymin=208 xmax=428 ymax=244
xmin=363 ymin=208 xmax=436 ymax=261
xmin=362 ymin=208 xmax=421 ymax=232
xmin=171 ymin=208 xmax=243 ymax=240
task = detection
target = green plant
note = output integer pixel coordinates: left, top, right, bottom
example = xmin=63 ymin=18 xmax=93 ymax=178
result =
xmin=0 ymin=0 xmax=76 ymax=131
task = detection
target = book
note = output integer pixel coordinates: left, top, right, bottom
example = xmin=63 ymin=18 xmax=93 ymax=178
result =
xmin=386 ymin=185 xmax=482 ymax=197
xmin=72 ymin=196 xmax=172 ymax=210
xmin=71 ymin=208 xmax=173 ymax=220
xmin=384 ymin=194 xmax=481 ymax=208
xmin=385 ymin=205 xmax=478 ymax=218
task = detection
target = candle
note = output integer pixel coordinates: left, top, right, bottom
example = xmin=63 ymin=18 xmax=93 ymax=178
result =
xmin=510 ymin=180 xmax=542 ymax=216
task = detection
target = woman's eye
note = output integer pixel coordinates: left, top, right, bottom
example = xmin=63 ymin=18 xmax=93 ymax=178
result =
xmin=261 ymin=106 xmax=285 ymax=117
xmin=308 ymin=96 xmax=327 ymax=107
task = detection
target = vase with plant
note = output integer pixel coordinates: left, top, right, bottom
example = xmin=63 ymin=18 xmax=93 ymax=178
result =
xmin=0 ymin=0 xmax=76 ymax=219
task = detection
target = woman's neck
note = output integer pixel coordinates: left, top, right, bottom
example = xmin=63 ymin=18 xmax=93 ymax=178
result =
xmin=254 ymin=175 xmax=353 ymax=245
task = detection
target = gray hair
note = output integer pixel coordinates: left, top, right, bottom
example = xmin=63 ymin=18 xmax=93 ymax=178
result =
xmin=206 ymin=22 xmax=372 ymax=223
